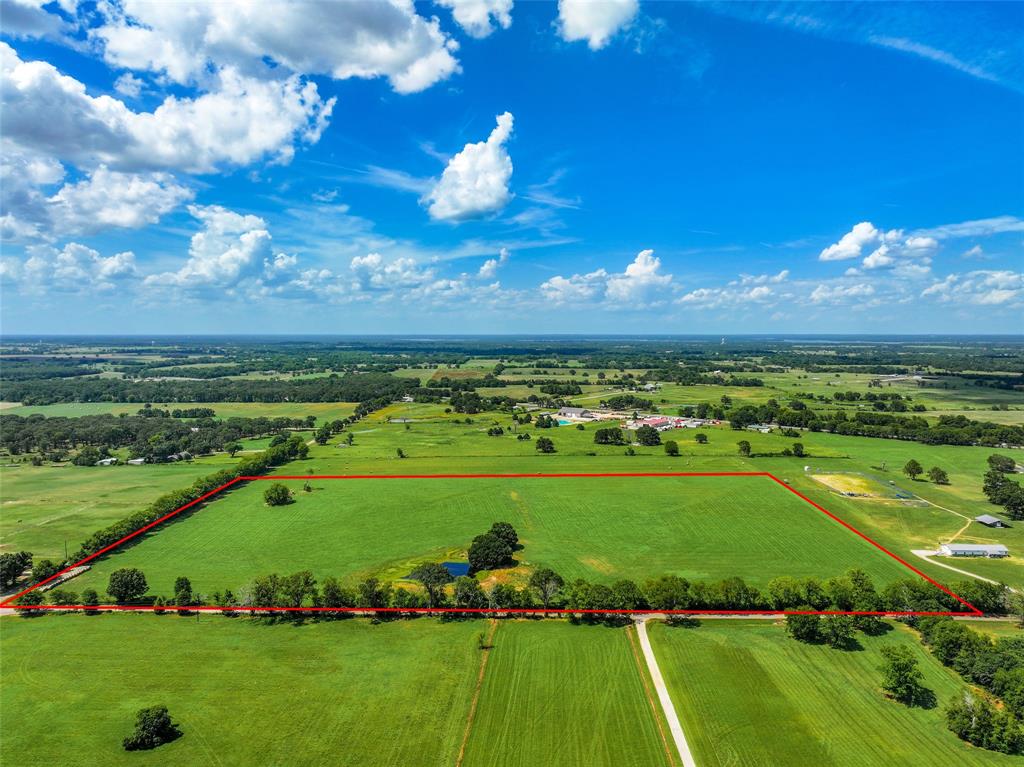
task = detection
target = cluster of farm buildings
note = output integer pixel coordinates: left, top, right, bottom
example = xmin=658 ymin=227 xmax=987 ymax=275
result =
xmin=556 ymin=407 xmax=718 ymax=431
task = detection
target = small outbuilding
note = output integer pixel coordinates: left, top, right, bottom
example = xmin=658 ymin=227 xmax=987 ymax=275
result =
xmin=975 ymin=514 xmax=1009 ymax=528
xmin=939 ymin=543 xmax=1009 ymax=558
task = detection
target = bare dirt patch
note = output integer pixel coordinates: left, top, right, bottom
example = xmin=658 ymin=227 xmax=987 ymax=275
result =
xmin=812 ymin=473 xmax=882 ymax=497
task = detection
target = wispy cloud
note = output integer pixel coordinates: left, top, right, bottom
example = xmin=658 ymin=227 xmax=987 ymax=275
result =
xmin=706 ymin=2 xmax=1024 ymax=92
xmin=912 ymin=216 xmax=1024 ymax=240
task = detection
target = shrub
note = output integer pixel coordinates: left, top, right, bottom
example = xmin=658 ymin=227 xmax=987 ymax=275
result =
xmin=263 ymin=483 xmax=293 ymax=506
xmin=122 ymin=706 xmax=182 ymax=751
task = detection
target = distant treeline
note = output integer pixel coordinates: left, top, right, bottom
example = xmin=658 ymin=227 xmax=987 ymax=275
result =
xmin=726 ymin=402 xmax=1024 ymax=447
xmin=1 ymin=372 xmax=418 ymax=405
xmin=0 ymin=413 xmax=315 ymax=459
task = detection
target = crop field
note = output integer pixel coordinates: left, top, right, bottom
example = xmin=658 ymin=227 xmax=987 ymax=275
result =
xmin=0 ymin=615 xmax=482 ymax=766
xmin=647 ymin=620 xmax=1016 ymax=766
xmin=68 ymin=474 xmax=927 ymax=600
xmin=461 ymin=621 xmax=673 ymax=766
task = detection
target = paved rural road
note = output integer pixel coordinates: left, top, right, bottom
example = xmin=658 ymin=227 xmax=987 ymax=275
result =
xmin=634 ymin=618 xmax=697 ymax=767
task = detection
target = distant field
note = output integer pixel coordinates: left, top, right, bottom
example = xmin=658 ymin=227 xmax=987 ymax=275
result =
xmin=0 ymin=401 xmax=357 ymax=420
xmin=70 ymin=474 xmax=922 ymax=599
xmin=0 ymin=615 xmax=481 ymax=766
xmin=462 ymin=621 xmax=672 ymax=766
xmin=648 ymin=620 xmax=1015 ymax=766
xmin=0 ymin=461 xmax=233 ymax=561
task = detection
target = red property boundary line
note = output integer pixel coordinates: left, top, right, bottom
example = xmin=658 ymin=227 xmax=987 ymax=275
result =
xmin=1 ymin=472 xmax=982 ymax=616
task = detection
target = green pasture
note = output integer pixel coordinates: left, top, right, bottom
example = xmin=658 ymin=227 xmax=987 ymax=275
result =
xmin=71 ymin=474 xmax=919 ymax=599
xmin=0 ymin=614 xmax=480 ymax=766
xmin=3 ymin=398 xmax=1019 ymax=592
xmin=462 ymin=621 xmax=672 ymax=767
xmin=0 ymin=461 xmax=234 ymax=561
xmin=648 ymin=619 xmax=1016 ymax=766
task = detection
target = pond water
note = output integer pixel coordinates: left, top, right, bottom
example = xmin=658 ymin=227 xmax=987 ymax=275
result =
xmin=442 ymin=561 xmax=470 ymax=577
xmin=406 ymin=561 xmax=470 ymax=579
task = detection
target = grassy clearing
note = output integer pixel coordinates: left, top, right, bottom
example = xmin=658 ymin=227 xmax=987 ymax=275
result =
xmin=70 ymin=474 xmax=919 ymax=599
xmin=968 ymin=620 xmax=1023 ymax=640
xmin=0 ymin=614 xmax=480 ymax=766
xmin=0 ymin=461 xmax=233 ymax=560
xmin=648 ymin=619 xmax=1015 ymax=766
xmin=461 ymin=621 xmax=672 ymax=766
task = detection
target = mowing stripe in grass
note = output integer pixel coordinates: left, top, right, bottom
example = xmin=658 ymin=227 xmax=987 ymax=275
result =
xmin=456 ymin=619 xmax=499 ymax=767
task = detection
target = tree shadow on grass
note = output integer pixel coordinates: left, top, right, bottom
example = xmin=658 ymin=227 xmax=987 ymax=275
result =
xmin=665 ymin=616 xmax=702 ymax=629
xmin=830 ymin=636 xmax=865 ymax=652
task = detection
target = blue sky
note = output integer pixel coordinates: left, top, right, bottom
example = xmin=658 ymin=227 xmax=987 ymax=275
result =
xmin=1 ymin=0 xmax=1022 ymax=334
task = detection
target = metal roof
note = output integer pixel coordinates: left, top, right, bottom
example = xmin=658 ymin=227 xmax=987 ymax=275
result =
xmin=975 ymin=514 xmax=1005 ymax=525
xmin=942 ymin=543 xmax=1009 ymax=553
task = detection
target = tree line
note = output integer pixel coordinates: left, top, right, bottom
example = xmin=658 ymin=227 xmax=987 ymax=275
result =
xmin=726 ymin=401 xmax=1024 ymax=448
xmin=1 ymin=371 xmax=418 ymax=406
xmin=983 ymin=454 xmax=1024 ymax=520
xmin=27 ymin=564 xmax=1005 ymax=621
xmin=918 ymin=617 xmax=1024 ymax=754
xmin=0 ymin=412 xmax=312 ymax=459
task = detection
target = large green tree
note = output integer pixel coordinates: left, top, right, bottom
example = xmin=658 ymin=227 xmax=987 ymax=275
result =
xmin=879 ymin=644 xmax=926 ymax=705
xmin=411 ymin=563 xmax=453 ymax=607
xmin=903 ymin=459 xmax=924 ymax=480
xmin=468 ymin=533 xmax=513 ymax=573
xmin=635 ymin=425 xmax=661 ymax=446
xmin=107 ymin=568 xmax=148 ymax=603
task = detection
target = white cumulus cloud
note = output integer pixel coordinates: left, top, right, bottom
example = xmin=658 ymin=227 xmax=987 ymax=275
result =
xmin=922 ymin=271 xmax=1023 ymax=306
xmin=145 ymin=205 xmax=283 ymax=291
xmin=605 ymin=249 xmax=673 ymax=302
xmin=819 ymin=221 xmax=880 ymax=261
xmin=46 ymin=166 xmax=193 ymax=237
xmin=809 ymin=282 xmax=876 ymax=304
xmin=425 ymin=112 xmax=514 ymax=222
xmin=92 ymin=0 xmax=460 ymax=94
xmin=557 ymin=0 xmax=638 ymax=49
xmin=541 ymin=249 xmax=674 ymax=306
xmin=438 ymin=0 xmax=513 ymax=38
xmin=478 ymin=247 xmax=510 ymax=279
xmin=5 ymin=242 xmax=138 ymax=293
xmin=1 ymin=42 xmax=335 ymax=174
xmin=821 ymin=221 xmax=939 ymax=272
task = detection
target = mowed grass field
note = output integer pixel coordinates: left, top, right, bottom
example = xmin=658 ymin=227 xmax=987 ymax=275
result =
xmin=0 ymin=615 xmax=480 ymax=766
xmin=3 ymin=400 xmax=1015 ymax=592
xmin=461 ymin=621 xmax=673 ymax=767
xmin=70 ymin=475 xmax=922 ymax=599
xmin=0 ymin=462 xmax=234 ymax=561
xmin=648 ymin=620 xmax=1017 ymax=766
xmin=0 ymin=615 xmax=675 ymax=767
